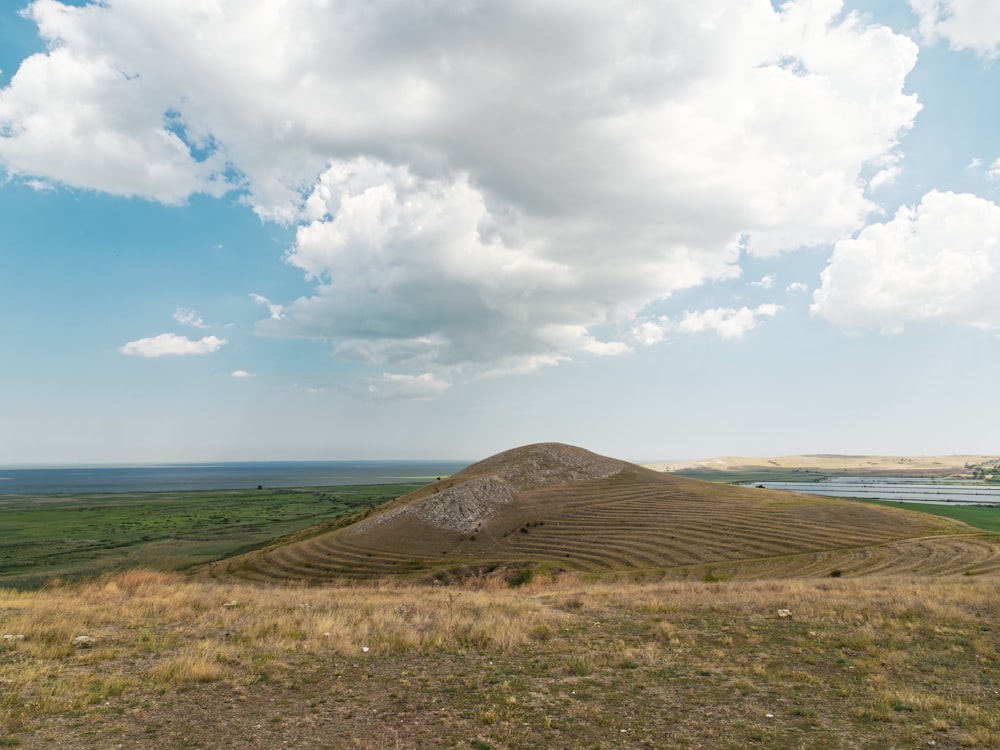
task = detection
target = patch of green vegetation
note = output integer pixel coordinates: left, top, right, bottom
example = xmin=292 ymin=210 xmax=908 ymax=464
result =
xmin=671 ymin=470 xmax=830 ymax=485
xmin=702 ymin=569 xmax=728 ymax=583
xmin=508 ymin=567 xmax=534 ymax=588
xmin=0 ymin=484 xmax=419 ymax=588
xmin=852 ymin=498 xmax=1000 ymax=532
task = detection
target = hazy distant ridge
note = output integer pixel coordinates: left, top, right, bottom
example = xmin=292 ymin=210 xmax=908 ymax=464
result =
xmin=645 ymin=454 xmax=998 ymax=475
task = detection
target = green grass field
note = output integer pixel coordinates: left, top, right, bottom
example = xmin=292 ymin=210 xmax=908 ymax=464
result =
xmin=0 ymin=484 xmax=418 ymax=588
xmin=851 ymin=498 xmax=1000 ymax=532
xmin=670 ymin=469 xmax=831 ymax=484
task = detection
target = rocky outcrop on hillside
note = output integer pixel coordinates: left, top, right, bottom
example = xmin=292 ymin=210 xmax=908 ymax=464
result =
xmin=348 ymin=443 xmax=626 ymax=535
xmin=347 ymin=476 xmax=517 ymax=535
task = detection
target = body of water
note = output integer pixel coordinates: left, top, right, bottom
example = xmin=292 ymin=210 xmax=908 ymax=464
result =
xmin=0 ymin=461 xmax=469 ymax=494
xmin=749 ymin=476 xmax=1000 ymax=506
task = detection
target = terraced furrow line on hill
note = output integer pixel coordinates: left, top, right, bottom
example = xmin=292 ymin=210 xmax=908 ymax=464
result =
xmin=534 ymin=521 xmax=755 ymax=564
xmin=834 ymin=536 xmax=1000 ymax=578
xmin=306 ymin=534 xmax=427 ymax=564
xmin=262 ymin=546 xmax=385 ymax=578
xmin=680 ymin=518 xmax=888 ymax=551
xmin=497 ymin=533 xmax=642 ymax=569
xmin=545 ymin=508 xmax=854 ymax=560
xmin=505 ymin=535 xmax=664 ymax=569
xmin=267 ymin=544 xmax=430 ymax=578
xmin=660 ymin=534 xmax=1000 ymax=580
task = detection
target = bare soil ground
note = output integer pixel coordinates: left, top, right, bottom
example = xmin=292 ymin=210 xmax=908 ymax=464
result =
xmin=4 ymin=573 xmax=999 ymax=749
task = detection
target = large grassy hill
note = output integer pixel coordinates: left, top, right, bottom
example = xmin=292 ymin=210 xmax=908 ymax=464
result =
xmin=200 ymin=443 xmax=1000 ymax=584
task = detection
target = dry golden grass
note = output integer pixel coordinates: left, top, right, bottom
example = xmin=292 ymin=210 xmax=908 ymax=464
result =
xmin=2 ymin=569 xmax=999 ymax=749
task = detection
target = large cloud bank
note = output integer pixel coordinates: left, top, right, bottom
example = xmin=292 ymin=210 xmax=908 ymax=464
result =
xmin=1 ymin=0 xmax=922 ymax=376
xmin=812 ymin=190 xmax=1000 ymax=332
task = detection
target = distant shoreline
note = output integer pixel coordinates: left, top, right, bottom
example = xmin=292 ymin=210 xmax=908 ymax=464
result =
xmin=0 ymin=460 xmax=468 ymax=494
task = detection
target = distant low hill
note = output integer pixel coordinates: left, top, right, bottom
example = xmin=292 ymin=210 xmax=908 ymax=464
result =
xmin=645 ymin=454 xmax=997 ymax=476
xmin=199 ymin=443 xmax=1000 ymax=584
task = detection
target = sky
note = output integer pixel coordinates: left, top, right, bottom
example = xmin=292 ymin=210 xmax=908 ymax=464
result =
xmin=1 ymin=0 xmax=1000 ymax=465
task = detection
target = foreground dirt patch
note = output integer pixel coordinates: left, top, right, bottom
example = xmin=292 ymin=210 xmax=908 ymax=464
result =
xmin=3 ymin=573 xmax=999 ymax=749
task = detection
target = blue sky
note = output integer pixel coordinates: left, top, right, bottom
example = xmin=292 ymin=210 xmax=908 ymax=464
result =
xmin=2 ymin=0 xmax=1000 ymax=465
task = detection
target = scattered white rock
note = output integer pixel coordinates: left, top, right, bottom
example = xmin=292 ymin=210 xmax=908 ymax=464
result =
xmin=2 ymin=634 xmax=25 ymax=642
xmin=766 ymin=713 xmax=775 ymax=719
xmin=223 ymin=600 xmax=240 ymax=608
xmin=72 ymin=635 xmax=96 ymax=649
xmin=349 ymin=444 xmax=626 ymax=535
xmin=362 ymin=646 xmax=370 ymax=653
xmin=777 ymin=609 xmax=793 ymax=619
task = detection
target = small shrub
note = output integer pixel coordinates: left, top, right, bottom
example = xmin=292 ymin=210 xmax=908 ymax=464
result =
xmin=508 ymin=568 xmax=534 ymax=588
xmin=531 ymin=623 xmax=554 ymax=641
xmin=566 ymin=656 xmax=593 ymax=676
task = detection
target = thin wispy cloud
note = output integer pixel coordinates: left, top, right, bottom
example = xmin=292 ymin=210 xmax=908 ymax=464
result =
xmin=366 ymin=373 xmax=451 ymax=401
xmin=173 ymin=308 xmax=207 ymax=328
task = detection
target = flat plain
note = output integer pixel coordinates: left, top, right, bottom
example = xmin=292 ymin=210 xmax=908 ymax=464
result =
xmin=0 ymin=485 xmax=413 ymax=590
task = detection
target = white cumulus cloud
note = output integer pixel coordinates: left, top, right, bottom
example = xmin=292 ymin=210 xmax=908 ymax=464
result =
xmin=230 ymin=370 xmax=254 ymax=378
xmin=677 ymin=304 xmax=784 ymax=340
xmin=910 ymin=0 xmax=1000 ymax=58
xmin=811 ymin=190 xmax=1000 ymax=332
xmin=2 ymin=1 xmax=922 ymax=378
xmin=250 ymin=293 xmax=284 ymax=321
xmin=752 ymin=274 xmax=776 ymax=288
xmin=119 ymin=333 xmax=227 ymax=357
xmin=366 ymin=373 xmax=451 ymax=401
xmin=632 ymin=304 xmax=784 ymax=343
